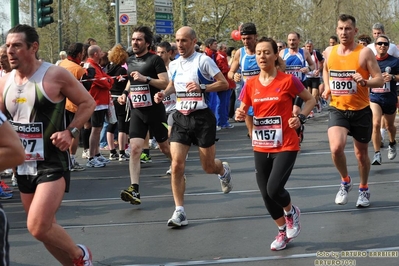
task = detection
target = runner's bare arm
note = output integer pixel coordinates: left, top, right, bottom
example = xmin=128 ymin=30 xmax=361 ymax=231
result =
xmin=228 ymin=49 xmax=241 ymax=81
xmin=322 ymin=47 xmax=332 ymax=99
xmin=0 ymin=113 xmax=25 ymax=171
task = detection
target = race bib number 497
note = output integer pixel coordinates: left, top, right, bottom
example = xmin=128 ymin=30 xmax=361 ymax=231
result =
xmin=11 ymin=121 xmax=44 ymax=161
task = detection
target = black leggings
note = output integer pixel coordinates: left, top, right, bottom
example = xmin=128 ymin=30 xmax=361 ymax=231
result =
xmin=254 ymin=151 xmax=298 ymax=220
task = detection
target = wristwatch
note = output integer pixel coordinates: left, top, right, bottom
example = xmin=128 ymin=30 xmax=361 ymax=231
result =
xmin=200 ymin=84 xmax=206 ymax=93
xmin=146 ymin=76 xmax=152 ymax=83
xmin=68 ymin=127 xmax=80 ymax=138
xmin=296 ymin=114 xmax=307 ymax=124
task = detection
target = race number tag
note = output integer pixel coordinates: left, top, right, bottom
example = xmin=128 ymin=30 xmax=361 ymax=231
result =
xmin=285 ymin=65 xmax=303 ymax=79
xmin=252 ymin=116 xmax=283 ymax=148
xmin=11 ymin=121 xmax=44 ymax=161
xmin=242 ymin=69 xmax=260 ymax=82
xmin=176 ymin=91 xmax=205 ymax=115
xmin=129 ymin=84 xmax=152 ymax=108
xmin=371 ymin=82 xmax=391 ymax=93
xmin=162 ymin=93 xmax=177 ymax=112
xmin=329 ymin=70 xmax=357 ymax=95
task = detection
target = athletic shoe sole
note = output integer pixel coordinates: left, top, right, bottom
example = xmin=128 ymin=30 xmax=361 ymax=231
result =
xmin=120 ymin=190 xmax=141 ymax=205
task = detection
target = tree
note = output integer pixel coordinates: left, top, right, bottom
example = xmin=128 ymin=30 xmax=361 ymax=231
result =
xmin=8 ymin=0 xmax=399 ymax=62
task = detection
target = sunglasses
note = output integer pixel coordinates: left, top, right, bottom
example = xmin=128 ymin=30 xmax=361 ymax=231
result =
xmin=376 ymin=42 xmax=389 ymax=46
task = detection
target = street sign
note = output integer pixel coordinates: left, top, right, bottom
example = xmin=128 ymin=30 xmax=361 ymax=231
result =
xmin=119 ymin=0 xmax=137 ymax=25
xmin=120 ymin=0 xmax=137 ymax=12
xmin=155 ymin=27 xmax=174 ymax=34
xmin=155 ymin=20 xmax=173 ymax=27
xmin=154 ymin=0 xmax=173 ymax=35
xmin=154 ymin=0 xmax=173 ymax=7
xmin=155 ymin=13 xmax=173 ymax=20
xmin=119 ymin=12 xmax=137 ymax=25
xmin=155 ymin=6 xmax=172 ymax=13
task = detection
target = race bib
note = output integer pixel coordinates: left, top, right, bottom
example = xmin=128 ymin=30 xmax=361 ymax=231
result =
xmin=329 ymin=70 xmax=357 ymax=95
xmin=162 ymin=93 xmax=177 ymax=112
xmin=176 ymin=91 xmax=206 ymax=115
xmin=371 ymin=82 xmax=391 ymax=93
xmin=286 ymin=65 xmax=303 ymax=79
xmin=129 ymin=84 xmax=152 ymax=108
xmin=11 ymin=121 xmax=44 ymax=161
xmin=252 ymin=116 xmax=283 ymax=148
xmin=242 ymin=69 xmax=260 ymax=82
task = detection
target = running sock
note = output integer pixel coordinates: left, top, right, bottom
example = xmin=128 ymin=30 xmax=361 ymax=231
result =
xmin=143 ymin=149 xmax=150 ymax=156
xmin=120 ymin=150 xmax=126 ymax=155
xmin=70 ymin=154 xmax=75 ymax=164
xmin=278 ymin=224 xmax=286 ymax=231
xmin=375 ymin=151 xmax=380 ymax=154
xmin=341 ymin=176 xmax=351 ymax=184
xmin=176 ymin=206 xmax=184 ymax=212
xmin=95 ymin=153 xmax=101 ymax=157
xmin=132 ymin=183 xmax=139 ymax=192
xmin=284 ymin=206 xmax=294 ymax=216
xmin=389 ymin=140 xmax=396 ymax=146
xmin=218 ymin=164 xmax=227 ymax=179
xmin=359 ymin=184 xmax=368 ymax=191
xmin=110 ymin=149 xmax=117 ymax=155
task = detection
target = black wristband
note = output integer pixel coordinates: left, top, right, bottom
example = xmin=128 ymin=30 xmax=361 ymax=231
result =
xmin=123 ymin=90 xmax=129 ymax=97
xmin=296 ymin=114 xmax=307 ymax=124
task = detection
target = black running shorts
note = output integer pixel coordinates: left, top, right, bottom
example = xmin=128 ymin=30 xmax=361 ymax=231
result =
xmin=170 ymin=108 xmax=216 ymax=148
xmin=128 ymin=105 xmax=168 ymax=143
xmin=328 ymin=106 xmax=372 ymax=143
xmin=16 ymin=171 xmax=71 ymax=194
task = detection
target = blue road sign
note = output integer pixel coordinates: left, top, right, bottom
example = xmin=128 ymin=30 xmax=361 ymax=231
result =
xmin=155 ymin=26 xmax=174 ymax=34
xmin=155 ymin=19 xmax=173 ymax=27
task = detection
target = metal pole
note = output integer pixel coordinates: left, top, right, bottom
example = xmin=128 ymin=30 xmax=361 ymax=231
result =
xmin=115 ymin=0 xmax=121 ymax=44
xmin=58 ymin=0 xmax=62 ymax=51
xmin=10 ymin=0 xmax=20 ymax=27
xmin=127 ymin=26 xmax=130 ymax=48
xmin=30 ymin=0 xmax=34 ymax=27
xmin=181 ymin=0 xmax=186 ymax=26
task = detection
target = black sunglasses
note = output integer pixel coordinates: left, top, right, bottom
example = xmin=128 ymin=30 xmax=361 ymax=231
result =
xmin=376 ymin=42 xmax=389 ymax=46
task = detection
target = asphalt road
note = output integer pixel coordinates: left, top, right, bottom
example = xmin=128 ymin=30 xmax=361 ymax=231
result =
xmin=4 ymin=110 xmax=399 ymax=266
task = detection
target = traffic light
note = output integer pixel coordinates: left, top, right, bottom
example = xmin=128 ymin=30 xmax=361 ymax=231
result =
xmin=37 ymin=0 xmax=54 ymax=28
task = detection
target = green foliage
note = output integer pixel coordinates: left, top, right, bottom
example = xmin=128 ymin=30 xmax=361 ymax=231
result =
xmin=6 ymin=0 xmax=399 ymax=62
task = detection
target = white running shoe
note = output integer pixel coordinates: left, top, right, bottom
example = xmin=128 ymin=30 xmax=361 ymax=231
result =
xmin=86 ymin=158 xmax=105 ymax=168
xmin=371 ymin=152 xmax=382 ymax=165
xmin=270 ymin=231 xmax=290 ymax=251
xmin=81 ymin=149 xmax=89 ymax=159
xmin=356 ymin=190 xmax=370 ymax=208
xmin=285 ymin=205 xmax=301 ymax=239
xmin=335 ymin=177 xmax=353 ymax=205
xmin=388 ymin=144 xmax=397 ymax=160
xmin=96 ymin=154 xmax=110 ymax=164
xmin=167 ymin=210 xmax=188 ymax=227
xmin=219 ymin=162 xmax=232 ymax=193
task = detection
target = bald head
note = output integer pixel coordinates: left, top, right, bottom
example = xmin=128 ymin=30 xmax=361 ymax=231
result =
xmin=176 ymin=26 xmax=197 ymax=40
xmin=88 ymin=45 xmax=101 ymax=58
xmin=175 ymin=26 xmax=198 ymax=58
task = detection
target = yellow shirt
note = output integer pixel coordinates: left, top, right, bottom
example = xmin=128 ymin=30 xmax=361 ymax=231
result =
xmin=327 ymin=45 xmax=370 ymax=111
xmin=59 ymin=59 xmax=86 ymax=113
